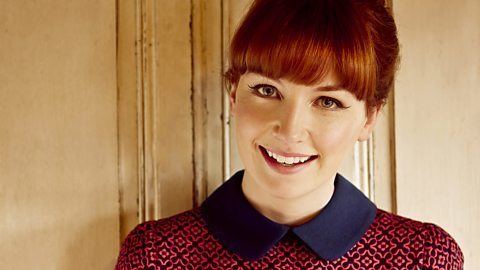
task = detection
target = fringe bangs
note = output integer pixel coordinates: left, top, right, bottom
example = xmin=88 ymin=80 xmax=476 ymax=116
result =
xmin=226 ymin=0 xmax=398 ymax=111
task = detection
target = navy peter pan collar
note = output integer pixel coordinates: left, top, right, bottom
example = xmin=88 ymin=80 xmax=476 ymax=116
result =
xmin=200 ymin=170 xmax=377 ymax=261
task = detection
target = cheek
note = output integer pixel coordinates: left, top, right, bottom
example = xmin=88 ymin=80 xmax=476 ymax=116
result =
xmin=233 ymin=98 xmax=270 ymax=142
xmin=310 ymin=117 xmax=363 ymax=156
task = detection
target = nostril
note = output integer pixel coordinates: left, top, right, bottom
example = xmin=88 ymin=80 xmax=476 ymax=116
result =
xmin=272 ymin=122 xmax=308 ymax=143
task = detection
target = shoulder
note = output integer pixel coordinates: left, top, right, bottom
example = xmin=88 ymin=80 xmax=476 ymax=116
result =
xmin=369 ymin=208 xmax=426 ymax=241
xmin=367 ymin=209 xmax=426 ymax=251
xmin=421 ymin=222 xmax=464 ymax=269
xmin=114 ymin=208 xmax=206 ymax=270
xmin=374 ymin=208 xmax=425 ymax=228
xmin=372 ymin=209 xmax=464 ymax=269
xmin=121 ymin=207 xmax=204 ymax=244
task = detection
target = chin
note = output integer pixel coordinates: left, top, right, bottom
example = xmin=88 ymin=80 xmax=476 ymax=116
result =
xmin=257 ymin=173 xmax=317 ymax=199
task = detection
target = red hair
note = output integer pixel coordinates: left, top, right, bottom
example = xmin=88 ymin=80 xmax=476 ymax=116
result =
xmin=225 ymin=0 xmax=399 ymax=113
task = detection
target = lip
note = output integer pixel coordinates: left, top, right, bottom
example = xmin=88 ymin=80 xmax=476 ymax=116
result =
xmin=261 ymin=146 xmax=316 ymax=158
xmin=258 ymin=145 xmax=317 ymax=175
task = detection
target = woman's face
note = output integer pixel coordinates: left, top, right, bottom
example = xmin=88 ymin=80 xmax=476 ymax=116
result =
xmin=230 ymin=72 xmax=379 ymax=199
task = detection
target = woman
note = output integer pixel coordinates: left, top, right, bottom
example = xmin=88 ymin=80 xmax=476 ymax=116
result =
xmin=116 ymin=0 xmax=464 ymax=269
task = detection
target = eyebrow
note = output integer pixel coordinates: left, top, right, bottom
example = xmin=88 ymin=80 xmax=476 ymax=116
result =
xmin=314 ymin=85 xmax=345 ymax=92
xmin=252 ymin=73 xmax=344 ymax=92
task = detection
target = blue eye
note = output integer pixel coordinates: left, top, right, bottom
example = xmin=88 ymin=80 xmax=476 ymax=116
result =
xmin=248 ymin=84 xmax=279 ymax=98
xmin=316 ymin=97 xmax=345 ymax=109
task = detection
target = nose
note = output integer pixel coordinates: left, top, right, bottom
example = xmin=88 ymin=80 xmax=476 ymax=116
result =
xmin=272 ymin=101 xmax=308 ymax=144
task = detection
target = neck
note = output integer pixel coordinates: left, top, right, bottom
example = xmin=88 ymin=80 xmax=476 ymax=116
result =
xmin=241 ymin=171 xmax=335 ymax=226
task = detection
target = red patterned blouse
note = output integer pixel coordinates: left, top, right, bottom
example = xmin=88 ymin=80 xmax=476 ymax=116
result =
xmin=115 ymin=170 xmax=464 ymax=269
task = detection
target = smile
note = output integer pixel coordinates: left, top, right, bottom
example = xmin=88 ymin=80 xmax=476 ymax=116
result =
xmin=259 ymin=145 xmax=318 ymax=174
xmin=265 ymin=148 xmax=311 ymax=165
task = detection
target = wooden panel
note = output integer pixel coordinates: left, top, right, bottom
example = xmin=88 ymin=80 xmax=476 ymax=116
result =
xmin=393 ymin=0 xmax=480 ymax=268
xmin=117 ymin=0 xmax=141 ymax=242
xmin=0 ymin=0 xmax=119 ymax=269
xmin=118 ymin=0 xmax=194 ymax=224
xmin=192 ymin=0 xmax=225 ymax=204
xmin=372 ymin=97 xmax=397 ymax=212
xmin=153 ymin=0 xmax=194 ymax=218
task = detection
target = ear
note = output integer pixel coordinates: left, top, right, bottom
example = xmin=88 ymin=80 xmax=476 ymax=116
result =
xmin=229 ymin=84 xmax=237 ymax=116
xmin=357 ymin=105 xmax=382 ymax=142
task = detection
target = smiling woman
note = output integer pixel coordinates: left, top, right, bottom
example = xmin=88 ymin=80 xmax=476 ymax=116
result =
xmin=115 ymin=0 xmax=464 ymax=269
xmin=231 ymin=72 xmax=377 ymax=225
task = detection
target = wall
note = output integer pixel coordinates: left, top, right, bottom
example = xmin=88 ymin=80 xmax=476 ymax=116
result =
xmin=393 ymin=0 xmax=480 ymax=268
xmin=0 ymin=0 xmax=119 ymax=269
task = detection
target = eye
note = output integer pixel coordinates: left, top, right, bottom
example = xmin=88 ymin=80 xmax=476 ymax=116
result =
xmin=248 ymin=84 xmax=280 ymax=98
xmin=315 ymin=97 xmax=346 ymax=109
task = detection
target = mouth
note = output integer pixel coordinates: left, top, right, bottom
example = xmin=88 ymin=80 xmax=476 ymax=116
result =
xmin=258 ymin=145 xmax=318 ymax=174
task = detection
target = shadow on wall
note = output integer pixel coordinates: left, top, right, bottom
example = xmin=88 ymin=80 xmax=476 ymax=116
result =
xmin=0 ymin=216 xmax=119 ymax=270
xmin=0 ymin=214 xmax=122 ymax=269
xmin=61 ymin=214 xmax=122 ymax=270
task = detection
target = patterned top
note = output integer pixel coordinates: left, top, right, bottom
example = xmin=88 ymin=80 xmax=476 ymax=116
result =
xmin=115 ymin=171 xmax=464 ymax=269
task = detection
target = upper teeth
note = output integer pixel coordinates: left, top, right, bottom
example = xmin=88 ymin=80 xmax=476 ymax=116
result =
xmin=265 ymin=149 xmax=311 ymax=165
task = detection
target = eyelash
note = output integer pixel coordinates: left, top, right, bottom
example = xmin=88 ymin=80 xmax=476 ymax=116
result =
xmin=247 ymin=83 xmax=347 ymax=110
